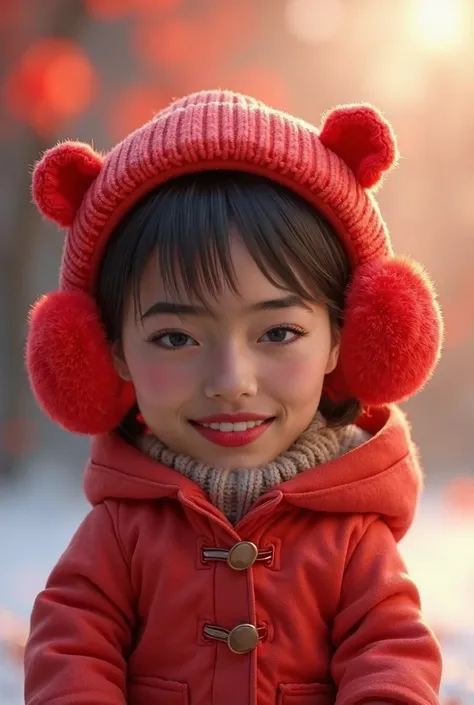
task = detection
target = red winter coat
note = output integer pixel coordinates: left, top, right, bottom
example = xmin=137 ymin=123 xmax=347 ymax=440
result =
xmin=24 ymin=405 xmax=441 ymax=705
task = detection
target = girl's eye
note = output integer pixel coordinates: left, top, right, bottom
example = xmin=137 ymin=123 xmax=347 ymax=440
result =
xmin=148 ymin=331 xmax=197 ymax=349
xmin=148 ymin=326 xmax=306 ymax=348
xmin=260 ymin=326 xmax=306 ymax=344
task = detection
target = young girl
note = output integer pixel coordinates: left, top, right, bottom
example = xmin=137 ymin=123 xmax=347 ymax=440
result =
xmin=25 ymin=90 xmax=443 ymax=705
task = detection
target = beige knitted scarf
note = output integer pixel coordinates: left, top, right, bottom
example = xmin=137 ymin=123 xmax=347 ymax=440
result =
xmin=137 ymin=414 xmax=370 ymax=524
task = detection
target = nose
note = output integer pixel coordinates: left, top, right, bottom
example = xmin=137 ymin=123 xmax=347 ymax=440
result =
xmin=203 ymin=343 xmax=258 ymax=401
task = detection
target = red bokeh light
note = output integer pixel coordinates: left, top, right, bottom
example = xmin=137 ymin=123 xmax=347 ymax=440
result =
xmin=3 ymin=39 xmax=97 ymax=135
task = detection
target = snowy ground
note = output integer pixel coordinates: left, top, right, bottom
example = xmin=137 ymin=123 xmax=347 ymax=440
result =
xmin=1 ymin=460 xmax=473 ymax=704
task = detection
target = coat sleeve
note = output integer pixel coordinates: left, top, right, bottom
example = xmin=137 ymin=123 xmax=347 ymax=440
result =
xmin=331 ymin=518 xmax=442 ymax=705
xmin=24 ymin=501 xmax=135 ymax=705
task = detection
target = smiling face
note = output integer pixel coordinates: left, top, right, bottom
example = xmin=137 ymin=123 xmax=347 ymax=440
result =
xmin=97 ymin=171 xmax=352 ymax=467
xmin=114 ymin=235 xmax=339 ymax=469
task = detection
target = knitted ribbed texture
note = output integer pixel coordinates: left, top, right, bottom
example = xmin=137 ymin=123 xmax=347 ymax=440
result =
xmin=61 ymin=90 xmax=390 ymax=293
xmin=137 ymin=415 xmax=371 ymax=524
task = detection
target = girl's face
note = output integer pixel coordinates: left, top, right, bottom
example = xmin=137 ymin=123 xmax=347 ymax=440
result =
xmin=115 ymin=235 xmax=339 ymax=469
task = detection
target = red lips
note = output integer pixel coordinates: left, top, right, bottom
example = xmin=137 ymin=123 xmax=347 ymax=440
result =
xmin=190 ymin=413 xmax=275 ymax=448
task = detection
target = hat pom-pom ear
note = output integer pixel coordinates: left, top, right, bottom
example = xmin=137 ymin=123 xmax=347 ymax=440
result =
xmin=319 ymin=104 xmax=398 ymax=189
xmin=32 ymin=141 xmax=103 ymax=228
xmin=339 ymin=257 xmax=443 ymax=405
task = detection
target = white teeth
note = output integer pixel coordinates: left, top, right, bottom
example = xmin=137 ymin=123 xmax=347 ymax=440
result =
xmin=199 ymin=420 xmax=267 ymax=432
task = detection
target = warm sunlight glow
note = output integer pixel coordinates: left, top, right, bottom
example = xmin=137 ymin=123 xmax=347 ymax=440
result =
xmin=412 ymin=0 xmax=464 ymax=51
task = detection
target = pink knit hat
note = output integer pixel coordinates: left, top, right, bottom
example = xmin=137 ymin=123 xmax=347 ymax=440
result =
xmin=27 ymin=90 xmax=442 ymax=434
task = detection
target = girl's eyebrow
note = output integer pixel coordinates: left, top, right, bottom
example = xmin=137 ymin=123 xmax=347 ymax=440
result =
xmin=140 ymin=294 xmax=312 ymax=320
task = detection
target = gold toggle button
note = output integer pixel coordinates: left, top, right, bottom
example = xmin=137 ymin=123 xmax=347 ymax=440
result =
xmin=227 ymin=541 xmax=259 ymax=570
xmin=227 ymin=624 xmax=259 ymax=654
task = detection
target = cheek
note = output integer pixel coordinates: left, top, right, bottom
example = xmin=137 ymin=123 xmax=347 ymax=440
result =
xmin=265 ymin=348 xmax=330 ymax=402
xmin=124 ymin=344 xmax=196 ymax=404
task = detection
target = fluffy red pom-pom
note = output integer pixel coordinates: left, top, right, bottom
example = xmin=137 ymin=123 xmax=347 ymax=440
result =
xmin=340 ymin=257 xmax=443 ymax=405
xmin=319 ymin=104 xmax=397 ymax=189
xmin=26 ymin=290 xmax=134 ymax=434
xmin=32 ymin=141 xmax=103 ymax=228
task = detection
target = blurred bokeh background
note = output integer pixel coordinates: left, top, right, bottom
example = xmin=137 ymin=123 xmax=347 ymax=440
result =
xmin=0 ymin=0 xmax=473 ymax=702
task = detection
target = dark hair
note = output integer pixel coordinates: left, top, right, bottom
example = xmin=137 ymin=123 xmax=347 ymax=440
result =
xmin=96 ymin=170 xmax=361 ymax=429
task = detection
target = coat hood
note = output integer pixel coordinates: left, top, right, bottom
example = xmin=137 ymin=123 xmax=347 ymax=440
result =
xmin=84 ymin=405 xmax=422 ymax=541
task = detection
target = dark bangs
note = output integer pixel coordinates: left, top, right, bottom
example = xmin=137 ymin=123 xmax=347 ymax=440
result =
xmin=96 ymin=171 xmax=351 ymax=344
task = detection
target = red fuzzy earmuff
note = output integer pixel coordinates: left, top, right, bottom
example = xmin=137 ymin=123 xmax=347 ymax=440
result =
xmin=27 ymin=291 xmax=135 ymax=434
xmin=325 ymin=258 xmax=442 ymax=405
